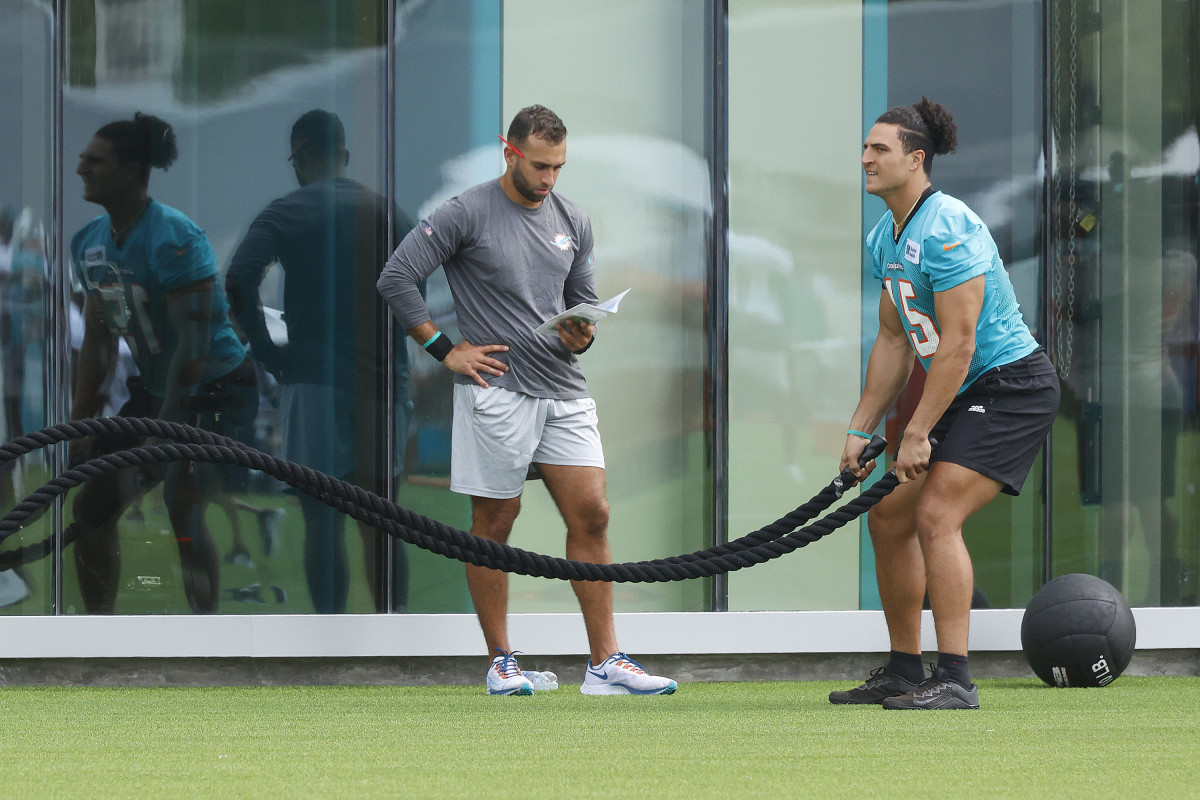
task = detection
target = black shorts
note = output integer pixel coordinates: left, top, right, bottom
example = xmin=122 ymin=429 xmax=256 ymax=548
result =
xmin=930 ymin=349 xmax=1060 ymax=496
xmin=93 ymin=357 xmax=259 ymax=456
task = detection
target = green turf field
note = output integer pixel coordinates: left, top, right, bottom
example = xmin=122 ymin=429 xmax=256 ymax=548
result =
xmin=2 ymin=677 xmax=1196 ymax=798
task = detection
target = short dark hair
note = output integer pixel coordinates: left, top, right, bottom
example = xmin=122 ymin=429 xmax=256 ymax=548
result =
xmin=506 ymin=105 xmax=567 ymax=147
xmin=290 ymin=109 xmax=346 ymax=160
xmin=876 ymin=97 xmax=958 ymax=176
xmin=94 ymin=112 xmax=178 ymax=184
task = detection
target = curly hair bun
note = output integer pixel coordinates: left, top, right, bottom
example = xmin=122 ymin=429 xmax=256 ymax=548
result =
xmin=134 ymin=112 xmax=179 ymax=171
xmin=912 ymin=97 xmax=957 ymax=156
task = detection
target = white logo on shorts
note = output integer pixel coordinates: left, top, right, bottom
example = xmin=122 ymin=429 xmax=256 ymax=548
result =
xmin=968 ymin=404 xmax=985 ymax=413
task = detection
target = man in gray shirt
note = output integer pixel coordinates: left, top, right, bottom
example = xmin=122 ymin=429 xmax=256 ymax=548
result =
xmin=227 ymin=110 xmax=413 ymax=614
xmin=378 ymin=105 xmax=676 ymax=696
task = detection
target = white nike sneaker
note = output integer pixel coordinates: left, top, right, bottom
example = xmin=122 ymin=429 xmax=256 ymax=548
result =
xmin=523 ymin=670 xmax=559 ymax=691
xmin=580 ymin=652 xmax=678 ymax=695
xmin=486 ymin=649 xmax=533 ymax=696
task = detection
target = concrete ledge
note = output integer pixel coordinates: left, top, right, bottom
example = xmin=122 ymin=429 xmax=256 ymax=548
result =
xmin=0 ymin=650 xmax=1194 ymax=687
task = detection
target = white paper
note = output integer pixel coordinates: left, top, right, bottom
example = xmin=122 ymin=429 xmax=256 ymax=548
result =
xmin=263 ymin=306 xmax=288 ymax=345
xmin=0 ymin=570 xmax=31 ymax=609
xmin=534 ymin=288 xmax=631 ymax=335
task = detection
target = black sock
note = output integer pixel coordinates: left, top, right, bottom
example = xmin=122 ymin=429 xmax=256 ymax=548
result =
xmin=937 ymin=652 xmax=971 ymax=688
xmin=886 ymin=650 xmax=924 ymax=684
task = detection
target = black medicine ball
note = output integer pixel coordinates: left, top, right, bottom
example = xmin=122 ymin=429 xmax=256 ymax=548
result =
xmin=1020 ymin=573 xmax=1136 ymax=687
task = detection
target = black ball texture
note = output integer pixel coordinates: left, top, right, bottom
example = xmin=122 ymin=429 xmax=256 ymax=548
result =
xmin=1021 ymin=573 xmax=1136 ymax=687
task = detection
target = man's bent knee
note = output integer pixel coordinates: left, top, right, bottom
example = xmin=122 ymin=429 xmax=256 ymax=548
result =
xmin=471 ymin=496 xmax=521 ymax=542
xmin=867 ymin=501 xmax=914 ymax=542
xmin=913 ymin=500 xmax=968 ymax=548
xmin=564 ymin=498 xmax=609 ymax=538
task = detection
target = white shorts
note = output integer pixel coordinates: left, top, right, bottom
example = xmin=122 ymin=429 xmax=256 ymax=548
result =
xmin=451 ymin=384 xmax=605 ymax=499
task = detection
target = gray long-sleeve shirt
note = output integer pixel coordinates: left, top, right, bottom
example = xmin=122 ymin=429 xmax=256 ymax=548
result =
xmin=226 ymin=177 xmax=412 ymax=387
xmin=377 ymin=179 xmax=596 ymax=399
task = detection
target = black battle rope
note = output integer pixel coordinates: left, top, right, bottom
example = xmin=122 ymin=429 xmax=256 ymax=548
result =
xmin=0 ymin=418 xmax=898 ymax=582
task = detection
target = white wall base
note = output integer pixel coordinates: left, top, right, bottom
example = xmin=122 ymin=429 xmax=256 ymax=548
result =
xmin=1 ymin=607 xmax=1194 ymax=659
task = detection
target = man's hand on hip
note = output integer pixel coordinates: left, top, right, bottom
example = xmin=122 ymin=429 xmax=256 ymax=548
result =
xmin=445 ymin=341 xmax=510 ymax=388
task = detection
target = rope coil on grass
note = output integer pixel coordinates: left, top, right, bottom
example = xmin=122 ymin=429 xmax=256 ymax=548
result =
xmin=0 ymin=418 xmax=898 ymax=582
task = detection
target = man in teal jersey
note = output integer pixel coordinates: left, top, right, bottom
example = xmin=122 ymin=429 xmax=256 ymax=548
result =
xmin=70 ymin=113 xmax=255 ymax=613
xmin=829 ymin=99 xmax=1060 ymax=709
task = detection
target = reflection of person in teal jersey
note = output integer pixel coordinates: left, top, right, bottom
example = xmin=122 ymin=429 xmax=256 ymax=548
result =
xmin=70 ymin=113 xmax=256 ymax=614
xmin=830 ymin=99 xmax=1060 ymax=710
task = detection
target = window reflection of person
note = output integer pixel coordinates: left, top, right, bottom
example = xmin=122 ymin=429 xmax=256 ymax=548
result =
xmin=0 ymin=206 xmax=19 ymax=507
xmin=1 ymin=209 xmax=50 ymax=505
xmin=1100 ymin=247 xmax=1197 ymax=605
xmin=69 ymin=113 xmax=256 ymax=614
xmin=1161 ymin=248 xmax=1199 ymax=604
xmin=225 ymin=110 xmax=414 ymax=613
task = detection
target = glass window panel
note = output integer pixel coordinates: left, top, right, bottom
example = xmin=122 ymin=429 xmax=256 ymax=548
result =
xmin=1049 ymin=0 xmax=1200 ymax=607
xmin=392 ymin=0 xmax=495 ymax=614
xmin=492 ymin=0 xmax=714 ymax=612
xmin=731 ymin=0 xmax=1047 ymax=612
xmin=0 ymin=0 xmax=55 ymax=615
xmin=727 ymin=0 xmax=868 ymax=610
xmin=880 ymin=0 xmax=1047 ymax=611
xmin=61 ymin=0 xmax=396 ymax=615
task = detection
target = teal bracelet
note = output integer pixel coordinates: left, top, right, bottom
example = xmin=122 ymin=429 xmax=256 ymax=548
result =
xmin=421 ymin=331 xmax=443 ymax=350
xmin=847 ymin=429 xmax=872 ymax=440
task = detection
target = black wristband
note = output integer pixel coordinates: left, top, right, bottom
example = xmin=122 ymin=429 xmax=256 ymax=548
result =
xmin=423 ymin=332 xmax=454 ymax=361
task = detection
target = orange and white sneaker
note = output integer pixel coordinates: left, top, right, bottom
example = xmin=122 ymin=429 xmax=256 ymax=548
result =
xmin=580 ymin=652 xmax=677 ymax=695
xmin=486 ymin=649 xmax=533 ymax=696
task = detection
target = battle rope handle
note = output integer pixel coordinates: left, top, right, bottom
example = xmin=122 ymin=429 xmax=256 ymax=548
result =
xmin=0 ymin=418 xmax=897 ymax=583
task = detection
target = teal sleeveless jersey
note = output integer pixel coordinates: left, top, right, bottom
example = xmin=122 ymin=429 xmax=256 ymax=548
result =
xmin=72 ymin=201 xmax=245 ymax=396
xmin=866 ymin=191 xmax=1039 ymax=392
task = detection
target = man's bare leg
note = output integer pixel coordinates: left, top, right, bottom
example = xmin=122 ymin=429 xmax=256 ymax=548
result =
xmin=914 ymin=461 xmax=1002 ymax=658
xmin=465 ymin=495 xmax=523 ymax=656
xmin=538 ymin=464 xmax=617 ymax=665
xmin=866 ymin=474 xmax=927 ymax=656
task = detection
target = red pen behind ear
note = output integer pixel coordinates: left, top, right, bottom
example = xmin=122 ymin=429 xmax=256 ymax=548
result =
xmin=497 ymin=134 xmax=525 ymax=158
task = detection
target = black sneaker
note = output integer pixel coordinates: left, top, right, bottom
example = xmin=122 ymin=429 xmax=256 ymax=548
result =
xmin=829 ymin=666 xmax=919 ymax=705
xmin=881 ymin=667 xmax=980 ymax=710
